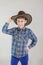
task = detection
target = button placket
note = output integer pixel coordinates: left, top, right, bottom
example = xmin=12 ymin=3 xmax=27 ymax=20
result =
xmin=18 ymin=32 xmax=20 ymax=43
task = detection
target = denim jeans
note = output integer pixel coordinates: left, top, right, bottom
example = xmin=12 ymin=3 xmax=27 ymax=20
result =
xmin=11 ymin=54 xmax=29 ymax=65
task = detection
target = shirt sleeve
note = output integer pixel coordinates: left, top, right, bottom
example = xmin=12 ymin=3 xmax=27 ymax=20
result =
xmin=2 ymin=22 xmax=16 ymax=35
xmin=28 ymin=29 xmax=38 ymax=49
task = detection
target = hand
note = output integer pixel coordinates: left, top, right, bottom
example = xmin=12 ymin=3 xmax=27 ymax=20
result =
xmin=8 ymin=18 xmax=13 ymax=23
xmin=25 ymin=45 xmax=29 ymax=51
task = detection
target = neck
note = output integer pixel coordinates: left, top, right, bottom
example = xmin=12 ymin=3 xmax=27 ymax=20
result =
xmin=18 ymin=26 xmax=25 ymax=29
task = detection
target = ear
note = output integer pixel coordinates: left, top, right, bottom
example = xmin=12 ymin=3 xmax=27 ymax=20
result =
xmin=25 ymin=20 xmax=27 ymax=24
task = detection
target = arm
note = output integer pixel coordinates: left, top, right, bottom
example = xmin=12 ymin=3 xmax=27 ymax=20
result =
xmin=2 ymin=22 xmax=15 ymax=35
xmin=2 ymin=18 xmax=15 ymax=35
xmin=28 ymin=29 xmax=38 ymax=49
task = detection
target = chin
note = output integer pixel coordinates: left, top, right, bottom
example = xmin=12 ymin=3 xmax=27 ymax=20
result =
xmin=20 ymin=27 xmax=23 ymax=29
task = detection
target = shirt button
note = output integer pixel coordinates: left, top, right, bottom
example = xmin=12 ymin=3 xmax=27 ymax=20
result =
xmin=18 ymin=37 xmax=20 ymax=42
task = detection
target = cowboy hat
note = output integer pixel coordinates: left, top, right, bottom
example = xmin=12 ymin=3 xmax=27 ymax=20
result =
xmin=11 ymin=11 xmax=32 ymax=26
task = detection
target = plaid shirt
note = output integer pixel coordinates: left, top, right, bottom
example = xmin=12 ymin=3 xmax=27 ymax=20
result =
xmin=2 ymin=23 xmax=37 ymax=58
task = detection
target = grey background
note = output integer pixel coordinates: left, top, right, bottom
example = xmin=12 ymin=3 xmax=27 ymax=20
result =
xmin=0 ymin=0 xmax=43 ymax=65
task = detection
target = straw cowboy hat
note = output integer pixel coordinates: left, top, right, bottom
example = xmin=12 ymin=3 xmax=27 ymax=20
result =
xmin=11 ymin=11 xmax=32 ymax=26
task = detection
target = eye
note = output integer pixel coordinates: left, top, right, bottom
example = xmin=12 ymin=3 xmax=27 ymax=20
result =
xmin=18 ymin=21 xmax=20 ymax=22
xmin=17 ymin=21 xmax=20 ymax=23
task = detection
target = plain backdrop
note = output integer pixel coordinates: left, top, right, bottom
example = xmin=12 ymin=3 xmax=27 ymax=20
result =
xmin=0 ymin=0 xmax=43 ymax=65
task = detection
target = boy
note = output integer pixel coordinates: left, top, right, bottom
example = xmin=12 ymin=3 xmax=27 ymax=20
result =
xmin=2 ymin=11 xmax=37 ymax=65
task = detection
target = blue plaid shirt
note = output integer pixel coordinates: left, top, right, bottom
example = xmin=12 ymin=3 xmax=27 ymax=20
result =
xmin=2 ymin=23 xmax=37 ymax=58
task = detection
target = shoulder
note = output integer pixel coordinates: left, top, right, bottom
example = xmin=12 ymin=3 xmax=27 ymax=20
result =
xmin=25 ymin=27 xmax=32 ymax=31
xmin=25 ymin=27 xmax=33 ymax=34
xmin=10 ymin=27 xmax=18 ymax=31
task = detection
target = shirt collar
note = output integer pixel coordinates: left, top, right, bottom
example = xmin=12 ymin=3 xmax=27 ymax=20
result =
xmin=17 ymin=26 xmax=26 ymax=31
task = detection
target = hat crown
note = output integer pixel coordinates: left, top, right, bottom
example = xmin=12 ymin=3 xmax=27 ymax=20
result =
xmin=18 ymin=11 xmax=25 ymax=15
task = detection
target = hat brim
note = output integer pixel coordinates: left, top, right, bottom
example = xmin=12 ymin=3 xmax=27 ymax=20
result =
xmin=11 ymin=14 xmax=32 ymax=26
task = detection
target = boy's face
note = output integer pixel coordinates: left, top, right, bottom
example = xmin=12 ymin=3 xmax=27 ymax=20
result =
xmin=16 ymin=18 xmax=27 ymax=29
